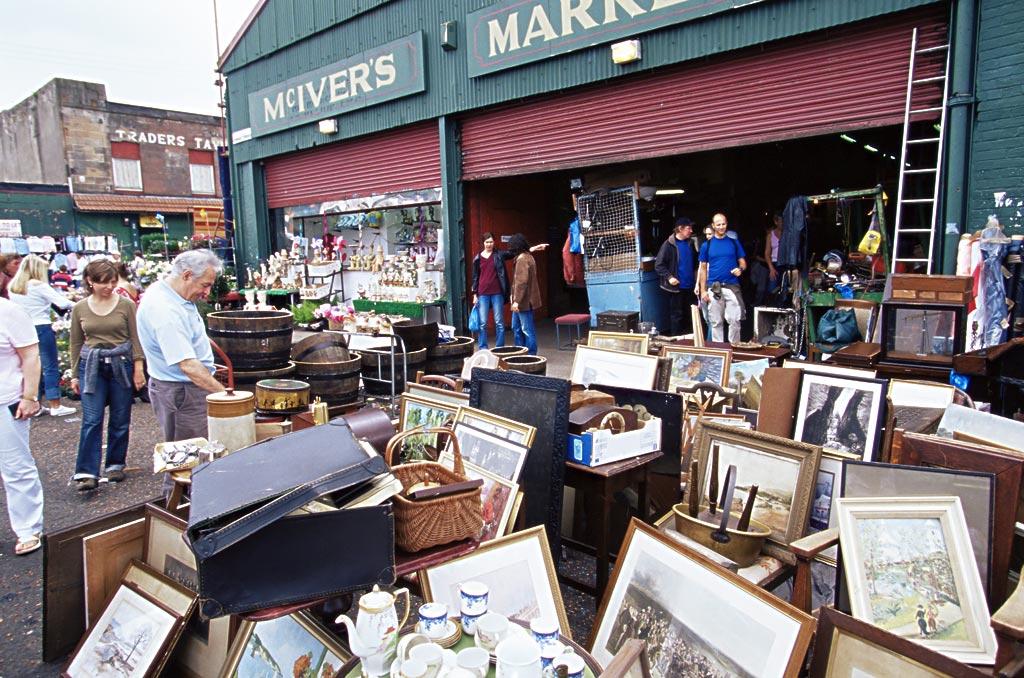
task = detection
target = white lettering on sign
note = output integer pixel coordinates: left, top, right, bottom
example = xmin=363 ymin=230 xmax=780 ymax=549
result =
xmin=111 ymin=129 xmax=222 ymax=150
xmin=262 ymin=51 xmax=402 ymax=124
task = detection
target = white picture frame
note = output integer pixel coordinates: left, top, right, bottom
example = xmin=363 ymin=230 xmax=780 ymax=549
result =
xmin=450 ymin=421 xmax=529 ymax=482
xmin=570 ymin=345 xmax=659 ymax=389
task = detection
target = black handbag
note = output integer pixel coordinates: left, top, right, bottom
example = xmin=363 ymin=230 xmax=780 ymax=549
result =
xmin=186 ymin=418 xmax=396 ymax=617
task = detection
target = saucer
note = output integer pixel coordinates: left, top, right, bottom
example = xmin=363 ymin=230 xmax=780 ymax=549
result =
xmin=473 ymin=622 xmax=529 ymax=663
xmin=415 ymin=619 xmax=462 ymax=649
xmin=390 ymin=649 xmax=457 ymax=678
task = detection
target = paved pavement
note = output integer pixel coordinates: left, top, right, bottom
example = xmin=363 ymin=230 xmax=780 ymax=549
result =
xmin=0 ymin=319 xmax=579 ymax=675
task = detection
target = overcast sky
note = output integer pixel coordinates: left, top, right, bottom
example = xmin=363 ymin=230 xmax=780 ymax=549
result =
xmin=0 ymin=0 xmax=260 ymax=116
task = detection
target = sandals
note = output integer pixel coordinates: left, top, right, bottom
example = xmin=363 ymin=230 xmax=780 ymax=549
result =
xmin=15 ymin=534 xmax=41 ymax=556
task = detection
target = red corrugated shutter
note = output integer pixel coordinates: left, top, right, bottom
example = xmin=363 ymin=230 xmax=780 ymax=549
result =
xmin=189 ymin=149 xmax=214 ymax=165
xmin=265 ymin=122 xmax=441 ymax=208
xmin=461 ymin=6 xmax=947 ymax=180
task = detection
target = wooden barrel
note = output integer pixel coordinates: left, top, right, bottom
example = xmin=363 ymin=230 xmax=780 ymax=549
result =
xmin=208 ymin=310 xmax=293 ymax=370
xmin=503 ymin=355 xmax=548 ymax=375
xmin=220 ymin=361 xmax=296 ymax=390
xmin=291 ymin=333 xmax=349 ymax=363
xmin=491 ymin=346 xmax=529 ymax=359
xmin=361 ymin=347 xmax=427 ymax=395
xmin=425 ymin=336 xmax=475 ymax=375
xmin=294 ymin=353 xmax=362 ymax=405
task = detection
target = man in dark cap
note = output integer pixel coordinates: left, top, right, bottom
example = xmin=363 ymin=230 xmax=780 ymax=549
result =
xmin=654 ymin=217 xmax=698 ymax=335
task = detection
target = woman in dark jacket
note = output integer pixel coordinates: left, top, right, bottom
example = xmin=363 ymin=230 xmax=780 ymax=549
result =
xmin=654 ymin=217 xmax=698 ymax=335
xmin=470 ymin=232 xmax=513 ymax=349
xmin=507 ymin=234 xmax=549 ymax=355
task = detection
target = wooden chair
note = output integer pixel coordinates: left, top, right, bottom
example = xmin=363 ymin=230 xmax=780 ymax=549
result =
xmin=413 ymin=370 xmax=464 ymax=392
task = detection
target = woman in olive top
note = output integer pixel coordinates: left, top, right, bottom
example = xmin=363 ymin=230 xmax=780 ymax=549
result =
xmin=69 ymin=260 xmax=145 ymax=491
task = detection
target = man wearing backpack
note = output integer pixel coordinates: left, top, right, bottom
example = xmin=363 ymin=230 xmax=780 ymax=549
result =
xmin=698 ymin=213 xmax=747 ymax=343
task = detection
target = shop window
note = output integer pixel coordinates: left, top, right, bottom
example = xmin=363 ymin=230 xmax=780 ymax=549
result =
xmin=111 ymin=142 xmax=142 ymax=190
xmin=189 ymin=150 xmax=215 ymax=195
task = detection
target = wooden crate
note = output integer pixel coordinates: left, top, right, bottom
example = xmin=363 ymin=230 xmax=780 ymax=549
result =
xmin=890 ymin=274 xmax=972 ymax=304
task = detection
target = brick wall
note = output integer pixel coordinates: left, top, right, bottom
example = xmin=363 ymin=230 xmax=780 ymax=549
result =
xmin=968 ymin=0 xmax=1024 ymax=235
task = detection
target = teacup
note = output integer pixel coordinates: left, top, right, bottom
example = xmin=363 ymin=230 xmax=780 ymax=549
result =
xmin=475 ymin=612 xmax=509 ymax=652
xmin=459 ymin=581 xmax=489 ymax=616
xmin=417 ymin=602 xmax=449 ymax=640
xmin=408 ymin=643 xmax=444 ymax=678
xmin=495 ymin=636 xmax=541 ymax=677
xmin=461 ymin=610 xmax=484 ymax=636
xmin=529 ymin=617 xmax=560 ymax=649
xmin=553 ymin=652 xmax=586 ymax=678
xmin=456 ymin=646 xmax=490 ymax=678
xmin=540 ymin=642 xmax=565 ymax=670
xmin=399 ymin=658 xmax=427 ymax=678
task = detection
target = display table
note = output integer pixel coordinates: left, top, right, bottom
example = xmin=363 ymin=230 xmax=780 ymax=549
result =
xmin=239 ymin=288 xmax=300 ymax=309
xmin=338 ymin=620 xmax=601 ymax=677
xmin=561 ymin=451 xmax=662 ymax=606
xmin=353 ymin=298 xmax=446 ymax=321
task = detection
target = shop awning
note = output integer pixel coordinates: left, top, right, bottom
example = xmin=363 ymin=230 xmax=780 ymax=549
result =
xmin=73 ymin=193 xmax=223 ymax=214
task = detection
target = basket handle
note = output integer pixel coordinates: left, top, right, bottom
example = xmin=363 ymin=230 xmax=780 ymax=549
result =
xmin=384 ymin=426 xmax=464 ymax=475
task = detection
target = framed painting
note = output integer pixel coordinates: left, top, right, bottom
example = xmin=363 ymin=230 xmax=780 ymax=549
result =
xmin=782 ymin=359 xmax=878 ymax=379
xmin=809 ymin=607 xmax=987 ymax=677
xmin=590 ymin=519 xmax=815 ymax=677
xmin=420 ymin=525 xmax=570 ymax=637
xmin=470 ymin=369 xmax=571 ymax=564
xmin=570 ymin=345 xmax=660 ymax=389
xmin=842 ymin=461 xmax=995 ymax=602
xmin=218 ymin=611 xmax=349 ymax=678
xmin=404 ymin=381 xmax=470 ymax=407
xmin=398 ymin=394 xmax=460 ymax=461
xmin=888 ymin=380 xmax=955 ymax=409
xmin=450 ymin=421 xmax=529 ymax=482
xmin=660 ymin=346 xmax=731 ymax=391
xmin=83 ymin=518 xmax=145 ymax=626
xmin=588 ymin=331 xmax=650 ymax=355
xmin=937 ymin=403 xmax=1024 ymax=451
xmin=600 ymin=639 xmax=652 ymax=678
xmin=727 ymin=358 xmax=770 ymax=409
xmin=454 ymin=405 xmax=537 ymax=448
xmin=693 ymin=422 xmax=821 ymax=560
xmin=836 ymin=496 xmax=997 ymax=665
xmin=889 ymin=430 xmax=1021 ymax=607
xmin=807 ymin=453 xmax=846 ymax=565
xmin=793 ymin=372 xmax=886 ymax=461
xmin=437 ymin=455 xmax=519 ymax=541
xmin=506 ymin=490 xmax=524 ymax=535
xmin=143 ymin=504 xmax=238 ymax=678
xmin=64 ymin=561 xmax=196 ymax=678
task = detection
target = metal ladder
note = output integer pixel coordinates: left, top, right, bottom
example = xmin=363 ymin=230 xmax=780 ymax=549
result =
xmin=891 ymin=27 xmax=950 ymax=275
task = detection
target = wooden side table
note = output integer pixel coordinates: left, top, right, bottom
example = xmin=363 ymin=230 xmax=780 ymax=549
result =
xmin=561 ymin=451 xmax=662 ymax=605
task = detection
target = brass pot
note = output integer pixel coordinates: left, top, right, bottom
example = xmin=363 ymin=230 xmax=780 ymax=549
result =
xmin=255 ymin=379 xmax=310 ymax=414
xmin=672 ymin=503 xmax=771 ymax=568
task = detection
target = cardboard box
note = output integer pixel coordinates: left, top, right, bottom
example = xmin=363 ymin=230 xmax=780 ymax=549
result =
xmin=567 ymin=416 xmax=661 ymax=467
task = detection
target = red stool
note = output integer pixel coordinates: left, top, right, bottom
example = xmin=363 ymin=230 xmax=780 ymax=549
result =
xmin=554 ymin=313 xmax=590 ymax=350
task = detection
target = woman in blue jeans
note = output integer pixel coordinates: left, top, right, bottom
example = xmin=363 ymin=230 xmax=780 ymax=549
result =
xmin=470 ymin=232 xmax=513 ymax=349
xmin=69 ymin=260 xmax=145 ymax=491
xmin=7 ymin=254 xmax=76 ymax=416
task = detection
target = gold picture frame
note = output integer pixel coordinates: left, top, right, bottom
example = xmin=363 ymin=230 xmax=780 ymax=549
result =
xmin=454 ymin=405 xmax=537 ymax=448
xmin=505 ymin=490 xmax=525 ymax=536
xmin=660 ymin=345 xmax=732 ymax=390
xmin=570 ymin=345 xmax=660 ymax=390
xmin=692 ymin=422 xmax=821 ymax=562
xmin=398 ymin=393 xmax=460 ymax=461
xmin=590 ymin=519 xmax=815 ymax=676
xmin=404 ymin=381 xmax=470 ymax=406
xmin=218 ymin=611 xmax=350 ymax=678
xmin=588 ymin=330 xmax=650 ymax=355
xmin=420 ymin=525 xmax=571 ymax=638
xmin=437 ymin=454 xmax=520 ymax=541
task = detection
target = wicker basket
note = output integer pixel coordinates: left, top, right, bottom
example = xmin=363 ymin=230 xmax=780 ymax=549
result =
xmin=384 ymin=427 xmax=483 ymax=552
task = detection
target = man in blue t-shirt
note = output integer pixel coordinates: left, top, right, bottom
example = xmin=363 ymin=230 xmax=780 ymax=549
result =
xmin=698 ymin=213 xmax=747 ymax=343
xmin=654 ymin=217 xmax=698 ymax=335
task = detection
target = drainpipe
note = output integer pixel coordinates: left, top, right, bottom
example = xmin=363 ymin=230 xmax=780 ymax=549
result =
xmin=940 ymin=0 xmax=978 ymax=273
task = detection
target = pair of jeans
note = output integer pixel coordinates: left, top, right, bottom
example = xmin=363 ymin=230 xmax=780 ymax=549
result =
xmin=35 ymin=324 xmax=61 ymax=402
xmin=0 ymin=401 xmax=44 ymax=540
xmin=476 ymin=293 xmax=506 ymax=349
xmin=512 ymin=309 xmax=537 ymax=355
xmin=74 ymin=362 xmax=133 ymax=479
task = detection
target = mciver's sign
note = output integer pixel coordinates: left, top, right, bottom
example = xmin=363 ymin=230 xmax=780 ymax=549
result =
xmin=467 ymin=0 xmax=765 ymax=77
xmin=247 ymin=32 xmax=425 ymax=138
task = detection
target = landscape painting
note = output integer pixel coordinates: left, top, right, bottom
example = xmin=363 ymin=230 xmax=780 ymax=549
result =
xmin=66 ymin=586 xmax=177 ymax=677
xmin=702 ymin=442 xmax=800 ymax=540
xmin=855 ymin=517 xmax=967 ymax=642
xmin=592 ymin=521 xmax=814 ymax=676
xmin=398 ymin=394 xmax=458 ymax=461
xmin=232 ymin=615 xmax=344 ymax=678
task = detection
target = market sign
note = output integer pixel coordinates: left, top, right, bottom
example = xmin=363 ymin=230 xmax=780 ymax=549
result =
xmin=467 ymin=0 xmax=766 ymax=77
xmin=247 ymin=32 xmax=426 ymax=138
xmin=0 ymin=219 xmax=22 ymax=237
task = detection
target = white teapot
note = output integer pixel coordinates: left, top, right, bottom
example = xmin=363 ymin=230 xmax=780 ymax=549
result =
xmin=336 ymin=585 xmax=410 ymax=677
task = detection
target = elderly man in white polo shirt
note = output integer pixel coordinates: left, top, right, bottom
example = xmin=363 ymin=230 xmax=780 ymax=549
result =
xmin=137 ymin=250 xmax=225 ymax=444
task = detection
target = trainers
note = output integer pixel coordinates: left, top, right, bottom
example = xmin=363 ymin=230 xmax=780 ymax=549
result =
xmin=106 ymin=469 xmax=126 ymax=483
xmin=76 ymin=477 xmax=98 ymax=491
xmin=49 ymin=405 xmax=76 ymax=417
